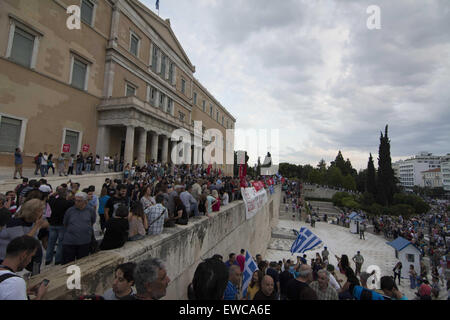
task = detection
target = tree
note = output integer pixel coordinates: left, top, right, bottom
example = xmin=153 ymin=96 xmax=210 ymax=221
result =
xmin=356 ymin=169 xmax=367 ymax=193
xmin=342 ymin=174 xmax=357 ymax=191
xmin=317 ymin=159 xmax=327 ymax=171
xmin=366 ymin=153 xmax=377 ymax=196
xmin=327 ymin=166 xmax=344 ymax=188
xmin=256 ymin=157 xmax=261 ymax=176
xmin=376 ymin=125 xmax=396 ymax=206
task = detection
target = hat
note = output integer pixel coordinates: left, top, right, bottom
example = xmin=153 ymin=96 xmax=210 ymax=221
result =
xmin=39 ymin=185 xmax=52 ymax=194
xmin=418 ymin=284 xmax=431 ymax=296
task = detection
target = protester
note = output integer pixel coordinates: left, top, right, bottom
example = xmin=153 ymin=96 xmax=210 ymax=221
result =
xmin=133 ymin=258 xmax=170 ymax=300
xmin=224 ymin=265 xmax=241 ymax=300
xmin=62 ymin=192 xmax=96 ymax=264
xmin=189 ymin=257 xmax=229 ymax=300
xmin=0 ymin=236 xmax=48 ymax=300
xmin=286 ymin=264 xmax=317 ymax=300
xmin=100 ymin=205 xmax=129 ymax=250
xmin=246 ymin=270 xmax=263 ymax=300
xmin=309 ymin=269 xmax=339 ymax=300
xmin=253 ymin=275 xmax=277 ymax=300
xmin=103 ymin=262 xmax=137 ymax=300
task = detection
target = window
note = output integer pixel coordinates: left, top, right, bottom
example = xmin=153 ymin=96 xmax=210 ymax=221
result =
xmin=168 ymin=62 xmax=174 ymax=83
xmin=81 ymin=0 xmax=95 ymax=26
xmin=149 ymin=86 xmax=156 ymax=105
xmin=217 ymin=111 xmax=219 ymax=122
xmin=227 ymin=119 xmax=229 ymax=128
xmin=222 ymin=115 xmax=224 ymax=126
xmin=159 ymin=93 xmax=165 ymax=109
xmin=407 ymin=254 xmax=415 ymax=263
xmin=0 ymin=116 xmax=22 ymax=152
xmin=64 ymin=129 xmax=80 ymax=154
xmin=210 ymin=104 xmax=213 ymax=117
xmin=179 ymin=111 xmax=185 ymax=122
xmin=151 ymin=45 xmax=158 ymax=72
xmin=9 ymin=26 xmax=36 ymax=68
xmin=130 ymin=32 xmax=139 ymax=56
xmin=181 ymin=79 xmax=186 ymax=94
xmin=202 ymin=100 xmax=206 ymax=112
xmin=167 ymin=98 xmax=173 ymax=114
xmin=193 ymin=92 xmax=197 ymax=105
xmin=71 ymin=57 xmax=88 ymax=90
xmin=161 ymin=54 xmax=166 ymax=77
xmin=125 ymin=83 xmax=136 ymax=97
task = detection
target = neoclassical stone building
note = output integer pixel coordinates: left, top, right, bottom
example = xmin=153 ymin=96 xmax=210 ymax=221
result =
xmin=0 ymin=0 xmax=235 ymax=174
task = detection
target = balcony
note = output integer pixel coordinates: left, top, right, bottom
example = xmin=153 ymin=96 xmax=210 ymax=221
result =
xmin=98 ymin=96 xmax=193 ymax=133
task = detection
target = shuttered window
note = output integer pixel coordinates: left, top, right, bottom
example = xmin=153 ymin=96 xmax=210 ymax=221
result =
xmin=81 ymin=0 xmax=94 ymax=26
xmin=71 ymin=58 xmax=88 ymax=90
xmin=10 ymin=27 xmax=35 ymax=68
xmin=0 ymin=117 xmax=21 ymax=152
xmin=64 ymin=130 xmax=79 ymax=154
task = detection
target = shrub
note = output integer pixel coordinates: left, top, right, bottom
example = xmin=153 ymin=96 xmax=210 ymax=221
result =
xmin=332 ymin=192 xmax=350 ymax=207
xmin=390 ymin=204 xmax=415 ymax=217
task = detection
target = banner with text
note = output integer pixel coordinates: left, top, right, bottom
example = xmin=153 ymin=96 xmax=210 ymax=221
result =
xmin=241 ymin=186 xmax=268 ymax=220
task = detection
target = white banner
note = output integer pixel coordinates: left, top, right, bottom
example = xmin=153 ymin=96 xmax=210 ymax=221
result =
xmin=241 ymin=187 xmax=268 ymax=220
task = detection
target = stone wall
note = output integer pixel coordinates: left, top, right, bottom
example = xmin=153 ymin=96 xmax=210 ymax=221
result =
xmin=303 ymin=184 xmax=339 ymax=199
xmin=28 ymin=186 xmax=281 ymax=300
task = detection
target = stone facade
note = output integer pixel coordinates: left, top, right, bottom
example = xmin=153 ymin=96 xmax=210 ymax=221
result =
xmin=0 ymin=0 xmax=235 ymax=175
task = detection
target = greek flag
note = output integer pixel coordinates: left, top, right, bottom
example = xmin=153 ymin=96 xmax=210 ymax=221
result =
xmin=242 ymin=251 xmax=259 ymax=298
xmin=290 ymin=227 xmax=323 ymax=254
xmin=156 ymin=0 xmax=159 ymax=10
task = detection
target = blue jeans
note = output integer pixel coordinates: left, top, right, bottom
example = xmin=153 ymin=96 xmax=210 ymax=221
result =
xmin=410 ymin=275 xmax=416 ymax=289
xmin=190 ymin=201 xmax=199 ymax=217
xmin=86 ymin=163 xmax=91 ymax=173
xmin=46 ymin=226 xmax=65 ymax=265
xmin=40 ymin=165 xmax=47 ymax=177
xmin=76 ymin=162 xmax=83 ymax=175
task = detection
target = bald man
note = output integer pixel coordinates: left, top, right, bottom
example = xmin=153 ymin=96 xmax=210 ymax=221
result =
xmin=224 ymin=265 xmax=241 ymax=300
xmin=286 ymin=264 xmax=316 ymax=300
xmin=253 ymin=275 xmax=277 ymax=300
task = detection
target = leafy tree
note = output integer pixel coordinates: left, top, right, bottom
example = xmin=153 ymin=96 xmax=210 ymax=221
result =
xmin=342 ymin=174 xmax=356 ymax=191
xmin=317 ymin=159 xmax=327 ymax=171
xmin=327 ymin=166 xmax=344 ymax=188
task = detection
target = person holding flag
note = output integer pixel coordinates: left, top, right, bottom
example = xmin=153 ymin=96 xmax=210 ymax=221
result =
xmin=241 ymin=250 xmax=259 ymax=300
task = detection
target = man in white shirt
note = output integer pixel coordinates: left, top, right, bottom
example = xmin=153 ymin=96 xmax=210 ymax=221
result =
xmin=0 ymin=235 xmax=48 ymax=300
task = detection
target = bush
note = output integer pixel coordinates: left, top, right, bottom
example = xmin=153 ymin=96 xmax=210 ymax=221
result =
xmin=369 ymin=203 xmax=384 ymax=216
xmin=393 ymin=193 xmax=430 ymax=215
xmin=390 ymin=204 xmax=415 ymax=217
xmin=341 ymin=197 xmax=361 ymax=210
xmin=332 ymin=192 xmax=350 ymax=207
xmin=361 ymin=192 xmax=375 ymax=206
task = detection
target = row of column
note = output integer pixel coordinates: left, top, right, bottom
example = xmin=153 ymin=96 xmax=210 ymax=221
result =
xmin=97 ymin=125 xmax=207 ymax=167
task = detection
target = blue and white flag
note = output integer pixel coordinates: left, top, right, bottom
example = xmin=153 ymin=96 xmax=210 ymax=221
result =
xmin=242 ymin=251 xmax=259 ymax=298
xmin=290 ymin=227 xmax=323 ymax=254
xmin=156 ymin=0 xmax=159 ymax=10
xmin=269 ymin=185 xmax=275 ymax=195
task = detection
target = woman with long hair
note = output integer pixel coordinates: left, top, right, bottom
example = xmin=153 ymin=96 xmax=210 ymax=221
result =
xmin=128 ymin=201 xmax=148 ymax=241
xmin=140 ymin=185 xmax=155 ymax=211
xmin=246 ymin=270 xmax=264 ymax=300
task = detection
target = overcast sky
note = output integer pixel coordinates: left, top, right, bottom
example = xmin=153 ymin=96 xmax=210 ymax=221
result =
xmin=141 ymin=0 xmax=450 ymax=170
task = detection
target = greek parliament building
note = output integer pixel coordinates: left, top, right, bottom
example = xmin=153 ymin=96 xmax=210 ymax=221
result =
xmin=0 ymin=0 xmax=236 ymax=175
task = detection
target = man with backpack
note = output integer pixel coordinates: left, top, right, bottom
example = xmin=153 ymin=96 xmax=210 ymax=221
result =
xmin=0 ymin=235 xmax=48 ymax=300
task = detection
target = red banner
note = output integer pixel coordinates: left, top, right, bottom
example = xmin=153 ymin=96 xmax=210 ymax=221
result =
xmin=63 ymin=144 xmax=70 ymax=153
xmin=252 ymin=181 xmax=265 ymax=192
xmin=82 ymin=144 xmax=90 ymax=152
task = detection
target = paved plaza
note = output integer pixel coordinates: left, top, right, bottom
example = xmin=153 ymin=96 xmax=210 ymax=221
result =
xmin=266 ymin=204 xmax=447 ymax=300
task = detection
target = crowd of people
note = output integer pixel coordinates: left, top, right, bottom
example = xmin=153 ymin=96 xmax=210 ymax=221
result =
xmin=1 ymin=160 xmax=283 ymax=300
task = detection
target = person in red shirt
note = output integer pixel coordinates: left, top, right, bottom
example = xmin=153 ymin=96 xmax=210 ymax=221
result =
xmin=236 ymin=249 xmax=246 ymax=272
xmin=212 ymin=190 xmax=221 ymax=212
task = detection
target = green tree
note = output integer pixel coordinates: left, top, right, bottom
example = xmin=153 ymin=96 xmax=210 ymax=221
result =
xmin=327 ymin=166 xmax=344 ymax=188
xmin=317 ymin=159 xmax=327 ymax=172
xmin=376 ymin=125 xmax=396 ymax=206
xmin=366 ymin=153 xmax=377 ymax=196
xmin=342 ymin=174 xmax=356 ymax=191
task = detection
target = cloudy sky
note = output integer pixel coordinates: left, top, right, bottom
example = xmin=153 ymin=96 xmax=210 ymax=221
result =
xmin=141 ymin=0 xmax=450 ymax=170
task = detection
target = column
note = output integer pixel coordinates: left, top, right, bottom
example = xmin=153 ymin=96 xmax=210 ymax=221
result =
xmin=137 ymin=128 xmax=147 ymax=166
xmin=96 ymin=125 xmax=110 ymax=171
xmin=124 ymin=125 xmax=135 ymax=166
xmin=150 ymin=132 xmax=159 ymax=163
xmin=161 ymin=135 xmax=169 ymax=164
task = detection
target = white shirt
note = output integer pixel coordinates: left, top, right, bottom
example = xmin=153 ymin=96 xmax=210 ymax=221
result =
xmin=328 ymin=273 xmax=341 ymax=291
xmin=222 ymin=193 xmax=229 ymax=206
xmin=0 ymin=270 xmax=27 ymax=300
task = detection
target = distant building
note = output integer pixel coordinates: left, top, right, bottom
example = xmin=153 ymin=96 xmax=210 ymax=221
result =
xmin=393 ymin=152 xmax=450 ymax=188
xmin=441 ymin=162 xmax=450 ymax=192
xmin=421 ymin=168 xmax=442 ymax=188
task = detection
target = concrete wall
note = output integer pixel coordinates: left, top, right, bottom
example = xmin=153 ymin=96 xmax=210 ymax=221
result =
xmin=28 ymin=186 xmax=281 ymax=300
xmin=303 ymin=184 xmax=340 ymax=199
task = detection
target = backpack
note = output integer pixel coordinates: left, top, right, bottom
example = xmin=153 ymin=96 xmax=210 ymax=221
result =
xmin=0 ymin=273 xmax=20 ymax=284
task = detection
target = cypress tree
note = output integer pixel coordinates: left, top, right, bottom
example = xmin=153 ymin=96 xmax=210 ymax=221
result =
xmin=376 ymin=125 xmax=396 ymax=206
xmin=366 ymin=153 xmax=377 ymax=196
